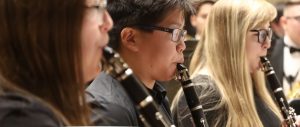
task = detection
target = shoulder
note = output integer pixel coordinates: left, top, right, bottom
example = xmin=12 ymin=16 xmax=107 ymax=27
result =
xmin=192 ymin=74 xmax=219 ymax=96
xmin=86 ymin=72 xmax=118 ymax=95
xmin=174 ymin=74 xmax=220 ymax=107
xmin=0 ymin=92 xmax=61 ymax=127
xmin=172 ymin=74 xmax=228 ymax=127
xmin=85 ymin=72 xmax=135 ymax=110
xmin=86 ymin=72 xmax=139 ymax=126
xmin=86 ymin=72 xmax=127 ymax=103
xmin=172 ymin=74 xmax=223 ymax=127
xmin=90 ymin=99 xmax=139 ymax=126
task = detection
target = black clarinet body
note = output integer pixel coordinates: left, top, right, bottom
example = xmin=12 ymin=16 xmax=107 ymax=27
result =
xmin=260 ymin=57 xmax=297 ymax=127
xmin=176 ymin=64 xmax=209 ymax=127
xmin=103 ymin=46 xmax=175 ymax=127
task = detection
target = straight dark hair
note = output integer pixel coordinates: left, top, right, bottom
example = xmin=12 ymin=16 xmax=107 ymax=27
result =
xmin=107 ymin=0 xmax=194 ymax=51
xmin=0 ymin=0 xmax=90 ymax=125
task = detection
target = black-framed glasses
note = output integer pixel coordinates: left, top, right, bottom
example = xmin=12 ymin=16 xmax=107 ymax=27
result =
xmin=86 ymin=0 xmax=107 ymax=12
xmin=134 ymin=25 xmax=187 ymax=43
xmin=250 ymin=28 xmax=272 ymax=44
xmin=286 ymin=15 xmax=300 ymax=22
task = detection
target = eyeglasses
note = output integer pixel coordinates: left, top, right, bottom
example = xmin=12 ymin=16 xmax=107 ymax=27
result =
xmin=86 ymin=0 xmax=107 ymax=12
xmin=134 ymin=25 xmax=187 ymax=43
xmin=286 ymin=15 xmax=300 ymax=22
xmin=250 ymin=28 xmax=272 ymax=44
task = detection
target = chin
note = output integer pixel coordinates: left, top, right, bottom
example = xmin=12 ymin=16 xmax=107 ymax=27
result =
xmin=250 ymin=66 xmax=260 ymax=74
xmin=159 ymin=74 xmax=175 ymax=82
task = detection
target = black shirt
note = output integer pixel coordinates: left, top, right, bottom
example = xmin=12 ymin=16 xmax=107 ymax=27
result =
xmin=147 ymin=82 xmax=174 ymax=124
xmin=86 ymin=72 xmax=174 ymax=126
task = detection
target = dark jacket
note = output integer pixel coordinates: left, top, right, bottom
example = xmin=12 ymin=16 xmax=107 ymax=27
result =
xmin=86 ymin=72 xmax=174 ymax=126
xmin=269 ymin=38 xmax=284 ymax=85
xmin=0 ymin=91 xmax=61 ymax=127
xmin=86 ymin=72 xmax=140 ymax=126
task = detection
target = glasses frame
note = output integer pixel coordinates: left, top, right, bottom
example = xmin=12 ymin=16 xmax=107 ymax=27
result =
xmin=86 ymin=0 xmax=107 ymax=12
xmin=133 ymin=25 xmax=187 ymax=43
xmin=250 ymin=28 xmax=272 ymax=44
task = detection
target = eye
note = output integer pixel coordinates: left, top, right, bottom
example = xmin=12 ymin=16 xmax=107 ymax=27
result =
xmin=259 ymin=30 xmax=269 ymax=43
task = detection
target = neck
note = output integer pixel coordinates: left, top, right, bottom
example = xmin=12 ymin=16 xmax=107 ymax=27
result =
xmin=284 ymin=36 xmax=300 ymax=48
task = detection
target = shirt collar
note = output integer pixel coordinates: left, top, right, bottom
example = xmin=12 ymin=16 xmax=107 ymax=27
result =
xmin=147 ymin=82 xmax=167 ymax=104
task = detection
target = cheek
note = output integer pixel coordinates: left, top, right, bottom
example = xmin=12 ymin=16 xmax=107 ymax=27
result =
xmin=246 ymin=38 xmax=260 ymax=72
xmin=81 ymin=30 xmax=101 ymax=82
xmin=81 ymin=42 xmax=101 ymax=82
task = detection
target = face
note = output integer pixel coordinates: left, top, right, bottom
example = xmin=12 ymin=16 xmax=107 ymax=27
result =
xmin=282 ymin=4 xmax=300 ymax=46
xmin=246 ymin=23 xmax=271 ymax=73
xmin=136 ymin=9 xmax=186 ymax=81
xmin=81 ymin=0 xmax=113 ymax=82
xmin=191 ymin=3 xmax=213 ymax=36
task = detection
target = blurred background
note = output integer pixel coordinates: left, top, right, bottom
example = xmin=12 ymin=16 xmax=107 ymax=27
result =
xmin=269 ymin=0 xmax=288 ymax=3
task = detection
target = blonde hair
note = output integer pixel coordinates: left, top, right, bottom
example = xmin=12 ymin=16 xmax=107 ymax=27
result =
xmin=188 ymin=0 xmax=281 ymax=126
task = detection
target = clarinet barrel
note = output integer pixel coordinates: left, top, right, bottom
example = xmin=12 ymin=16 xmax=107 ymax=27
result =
xmin=176 ymin=63 xmax=209 ymax=127
xmin=103 ymin=46 xmax=175 ymax=127
xmin=260 ymin=56 xmax=297 ymax=127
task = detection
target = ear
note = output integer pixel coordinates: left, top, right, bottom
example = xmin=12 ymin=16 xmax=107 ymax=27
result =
xmin=190 ymin=15 xmax=197 ymax=27
xmin=120 ymin=27 xmax=139 ymax=52
xmin=280 ymin=16 xmax=288 ymax=30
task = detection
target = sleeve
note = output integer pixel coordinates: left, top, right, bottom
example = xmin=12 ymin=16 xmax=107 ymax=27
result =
xmin=171 ymin=75 xmax=227 ymax=127
xmin=172 ymin=89 xmax=197 ymax=127
xmin=0 ymin=108 xmax=60 ymax=127
xmin=89 ymin=98 xmax=138 ymax=126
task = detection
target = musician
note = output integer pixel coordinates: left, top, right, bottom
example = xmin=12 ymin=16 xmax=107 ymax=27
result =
xmin=171 ymin=0 xmax=294 ymax=126
xmin=189 ymin=0 xmax=215 ymax=40
xmin=85 ymin=0 xmax=193 ymax=126
xmin=269 ymin=0 xmax=300 ymax=101
xmin=0 ymin=0 xmax=112 ymax=126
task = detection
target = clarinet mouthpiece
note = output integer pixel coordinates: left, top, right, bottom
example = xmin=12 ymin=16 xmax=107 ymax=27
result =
xmin=177 ymin=63 xmax=187 ymax=71
xmin=260 ymin=56 xmax=267 ymax=63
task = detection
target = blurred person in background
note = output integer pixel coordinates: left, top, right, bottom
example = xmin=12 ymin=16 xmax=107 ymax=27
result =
xmin=269 ymin=0 xmax=300 ymax=114
xmin=268 ymin=1 xmax=285 ymax=57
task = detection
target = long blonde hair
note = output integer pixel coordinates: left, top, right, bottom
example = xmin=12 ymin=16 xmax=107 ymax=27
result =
xmin=189 ymin=0 xmax=282 ymax=126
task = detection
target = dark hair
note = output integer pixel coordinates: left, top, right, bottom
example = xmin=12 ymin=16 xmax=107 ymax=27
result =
xmin=107 ymin=0 xmax=193 ymax=50
xmin=285 ymin=0 xmax=300 ymax=6
xmin=0 ymin=0 xmax=90 ymax=125
xmin=272 ymin=2 xmax=285 ymax=24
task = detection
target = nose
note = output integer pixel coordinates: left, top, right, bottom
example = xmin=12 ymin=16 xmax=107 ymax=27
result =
xmin=100 ymin=10 xmax=113 ymax=32
xmin=176 ymin=40 xmax=186 ymax=53
xmin=262 ymin=37 xmax=271 ymax=49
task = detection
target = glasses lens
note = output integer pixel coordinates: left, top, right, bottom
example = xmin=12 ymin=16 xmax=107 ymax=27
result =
xmin=172 ymin=29 xmax=181 ymax=42
xmin=268 ymin=28 xmax=272 ymax=40
xmin=100 ymin=0 xmax=107 ymax=8
xmin=259 ymin=30 xmax=267 ymax=43
xmin=182 ymin=30 xmax=187 ymax=40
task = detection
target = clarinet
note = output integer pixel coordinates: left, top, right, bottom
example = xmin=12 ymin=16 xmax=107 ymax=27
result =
xmin=260 ymin=56 xmax=297 ymax=127
xmin=176 ymin=63 xmax=209 ymax=127
xmin=102 ymin=46 xmax=175 ymax=127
